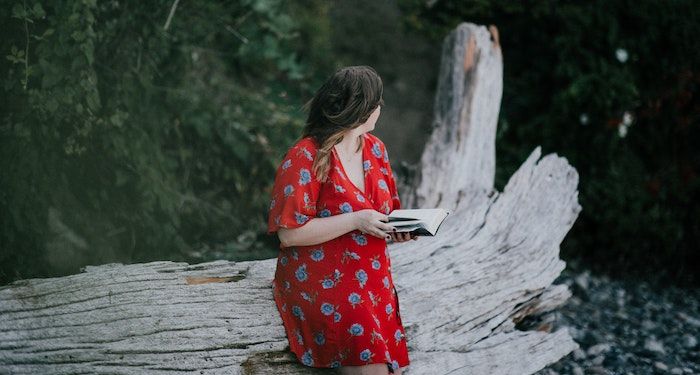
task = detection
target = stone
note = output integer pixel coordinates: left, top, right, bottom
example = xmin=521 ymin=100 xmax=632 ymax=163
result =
xmin=681 ymin=334 xmax=697 ymax=349
xmin=586 ymin=343 xmax=612 ymax=357
xmin=643 ymin=337 xmax=666 ymax=355
xmin=654 ymin=361 xmax=668 ymax=371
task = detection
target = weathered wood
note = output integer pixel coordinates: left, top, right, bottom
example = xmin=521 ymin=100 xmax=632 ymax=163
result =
xmin=0 ymin=22 xmax=581 ymax=374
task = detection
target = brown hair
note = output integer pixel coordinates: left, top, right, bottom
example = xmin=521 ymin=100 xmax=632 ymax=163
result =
xmin=300 ymin=65 xmax=384 ymax=183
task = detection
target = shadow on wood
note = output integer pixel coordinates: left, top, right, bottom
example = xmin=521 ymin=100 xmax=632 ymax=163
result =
xmin=0 ymin=22 xmax=581 ymax=374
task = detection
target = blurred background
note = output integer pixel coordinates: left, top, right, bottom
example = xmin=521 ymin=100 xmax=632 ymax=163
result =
xmin=2 ymin=0 xmax=698 ymax=291
xmin=3 ymin=1 xmax=699 ymax=372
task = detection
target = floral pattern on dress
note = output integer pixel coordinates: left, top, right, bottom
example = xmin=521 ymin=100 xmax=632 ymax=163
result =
xmin=268 ymin=133 xmax=408 ymax=372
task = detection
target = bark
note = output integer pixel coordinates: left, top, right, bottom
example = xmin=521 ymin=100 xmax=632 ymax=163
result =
xmin=0 ymin=22 xmax=581 ymax=374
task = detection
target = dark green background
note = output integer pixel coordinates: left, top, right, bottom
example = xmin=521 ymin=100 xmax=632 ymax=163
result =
xmin=2 ymin=0 xmax=698 ymax=287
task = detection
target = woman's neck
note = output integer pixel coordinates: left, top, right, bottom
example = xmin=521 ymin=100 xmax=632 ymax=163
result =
xmin=336 ymin=132 xmax=364 ymax=155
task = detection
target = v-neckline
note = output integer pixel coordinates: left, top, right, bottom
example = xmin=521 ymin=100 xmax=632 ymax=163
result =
xmin=332 ymin=134 xmax=369 ymax=197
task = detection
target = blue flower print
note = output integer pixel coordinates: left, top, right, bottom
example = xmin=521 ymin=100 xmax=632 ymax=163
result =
xmin=269 ymin=198 xmax=276 ymax=211
xmin=284 ymin=280 xmax=291 ymax=290
xmin=380 ymin=166 xmax=388 ymax=176
xmin=283 ymin=184 xmax=294 ymax=197
xmin=320 ymin=268 xmax=343 ymax=289
xmin=279 ymin=256 xmax=288 ymax=266
xmin=314 ymin=331 xmax=326 ymax=345
xmin=351 ymin=232 xmax=368 ymax=246
xmin=320 ymin=302 xmax=335 ymax=316
xmin=385 ymin=302 xmax=394 ymax=316
xmin=329 ymin=360 xmax=341 ymax=368
xmin=371 ymin=143 xmax=382 ymax=158
xmin=371 ymin=329 xmax=385 ymax=344
xmin=355 ymin=269 xmax=368 ymax=288
xmin=334 ymin=311 xmax=342 ymax=323
xmin=282 ymin=158 xmax=292 ymax=170
xmin=291 ymin=249 xmax=299 ymax=260
xmin=385 ymin=350 xmax=391 ymax=361
xmin=310 ymin=248 xmax=324 ymax=262
xmin=368 ymin=291 xmax=380 ymax=307
xmin=300 ymin=146 xmax=313 ymax=161
xmin=348 ymin=323 xmax=364 ymax=336
xmin=295 ymin=263 xmax=308 ymax=282
xmin=334 ymin=183 xmax=346 ymax=193
xmin=378 ymin=179 xmax=388 ymax=192
xmin=319 ymin=208 xmax=332 ymax=217
xmin=301 ymin=348 xmax=314 ymax=366
xmin=383 ymin=276 xmax=390 ymax=289
xmin=360 ymin=348 xmax=374 ymax=362
xmin=371 ymin=256 xmax=381 ymax=270
xmin=294 ymin=211 xmax=310 ymax=225
xmin=292 ymin=305 xmax=305 ymax=321
xmin=299 ymin=168 xmax=312 ymax=185
xmin=303 ymin=191 xmax=312 ymax=206
xmin=339 ymin=202 xmax=353 ymax=213
xmin=363 ymin=159 xmax=371 ymax=172
xmin=294 ymin=328 xmax=304 ymax=344
xmin=341 ymin=250 xmax=361 ymax=264
xmin=394 ymin=328 xmax=404 ymax=343
xmin=348 ymin=292 xmax=362 ymax=308
xmin=383 ymin=148 xmax=389 ymax=163
xmin=354 ymin=191 xmax=366 ymax=202
xmin=300 ymin=291 xmax=317 ymax=304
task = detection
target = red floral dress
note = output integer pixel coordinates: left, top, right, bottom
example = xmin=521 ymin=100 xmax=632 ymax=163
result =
xmin=267 ymin=132 xmax=410 ymax=372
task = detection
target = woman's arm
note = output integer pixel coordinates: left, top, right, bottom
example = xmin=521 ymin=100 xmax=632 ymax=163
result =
xmin=277 ymin=213 xmax=358 ymax=248
xmin=277 ymin=209 xmax=395 ymax=248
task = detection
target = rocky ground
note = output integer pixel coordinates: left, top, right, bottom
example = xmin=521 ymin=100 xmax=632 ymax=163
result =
xmin=533 ymin=259 xmax=699 ymax=375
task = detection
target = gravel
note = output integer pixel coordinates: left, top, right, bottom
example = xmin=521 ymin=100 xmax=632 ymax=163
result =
xmin=533 ymin=259 xmax=700 ymax=375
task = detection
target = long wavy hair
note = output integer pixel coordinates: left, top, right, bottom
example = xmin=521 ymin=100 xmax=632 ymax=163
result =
xmin=300 ymin=65 xmax=385 ymax=183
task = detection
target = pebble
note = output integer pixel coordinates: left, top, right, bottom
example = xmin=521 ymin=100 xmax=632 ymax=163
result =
xmin=572 ymin=348 xmax=586 ymax=361
xmin=591 ymin=355 xmax=605 ymax=366
xmin=655 ymin=361 xmax=668 ymax=371
xmin=533 ymin=259 xmax=700 ymax=375
xmin=644 ymin=337 xmax=666 ymax=355
xmin=681 ymin=334 xmax=697 ymax=349
xmin=586 ymin=343 xmax=611 ymax=357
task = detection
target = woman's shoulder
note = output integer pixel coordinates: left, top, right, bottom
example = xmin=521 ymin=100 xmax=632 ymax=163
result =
xmin=365 ymin=132 xmax=387 ymax=150
xmin=291 ymin=135 xmax=319 ymax=150
xmin=364 ymin=132 xmax=389 ymax=161
xmin=282 ymin=136 xmax=318 ymax=163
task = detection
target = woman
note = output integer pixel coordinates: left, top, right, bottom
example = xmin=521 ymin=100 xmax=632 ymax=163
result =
xmin=267 ymin=66 xmax=416 ymax=375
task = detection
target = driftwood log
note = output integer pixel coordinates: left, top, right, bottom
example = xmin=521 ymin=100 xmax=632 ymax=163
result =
xmin=0 ymin=22 xmax=581 ymax=374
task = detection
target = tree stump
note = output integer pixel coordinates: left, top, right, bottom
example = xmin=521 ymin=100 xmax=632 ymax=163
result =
xmin=0 ymin=22 xmax=581 ymax=374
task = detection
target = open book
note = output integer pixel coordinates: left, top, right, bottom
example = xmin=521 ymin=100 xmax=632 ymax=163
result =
xmin=384 ymin=208 xmax=451 ymax=236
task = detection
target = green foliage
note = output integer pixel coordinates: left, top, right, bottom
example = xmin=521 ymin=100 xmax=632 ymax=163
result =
xmin=398 ymin=0 xmax=700 ymax=286
xmin=1 ymin=0 xmax=335 ymax=284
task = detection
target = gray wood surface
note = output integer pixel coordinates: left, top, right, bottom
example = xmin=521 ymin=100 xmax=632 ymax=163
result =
xmin=0 ymin=22 xmax=581 ymax=374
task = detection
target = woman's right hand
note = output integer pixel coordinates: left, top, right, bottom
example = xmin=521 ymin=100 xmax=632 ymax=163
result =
xmin=353 ymin=209 xmax=396 ymax=240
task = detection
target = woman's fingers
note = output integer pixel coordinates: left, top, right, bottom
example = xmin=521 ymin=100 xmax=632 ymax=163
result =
xmin=387 ymin=231 xmax=411 ymax=242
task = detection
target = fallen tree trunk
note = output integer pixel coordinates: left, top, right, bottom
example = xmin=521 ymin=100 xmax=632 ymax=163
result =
xmin=0 ymin=22 xmax=581 ymax=374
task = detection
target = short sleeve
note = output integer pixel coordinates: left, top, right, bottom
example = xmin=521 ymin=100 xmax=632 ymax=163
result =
xmin=267 ymin=141 xmax=321 ymax=235
xmin=381 ymin=141 xmax=401 ymax=211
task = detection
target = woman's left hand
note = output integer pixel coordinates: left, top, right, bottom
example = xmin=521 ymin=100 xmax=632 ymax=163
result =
xmin=388 ymin=230 xmax=418 ymax=242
